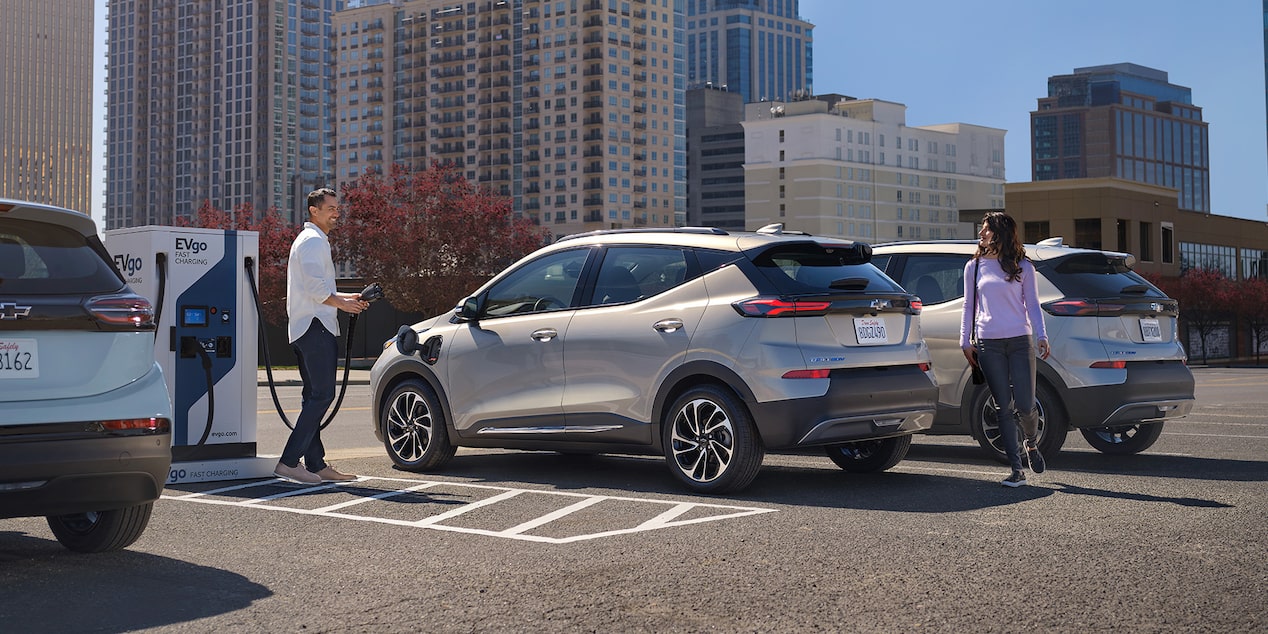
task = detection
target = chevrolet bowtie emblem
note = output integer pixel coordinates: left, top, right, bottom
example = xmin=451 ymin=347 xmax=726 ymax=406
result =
xmin=870 ymin=299 xmax=892 ymax=310
xmin=0 ymin=302 xmax=32 ymax=320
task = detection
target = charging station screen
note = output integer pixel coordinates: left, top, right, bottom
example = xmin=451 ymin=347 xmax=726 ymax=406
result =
xmin=181 ymin=306 xmax=208 ymax=327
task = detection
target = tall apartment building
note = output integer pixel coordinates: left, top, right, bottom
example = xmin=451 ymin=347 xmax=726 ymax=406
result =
xmin=742 ymin=95 xmax=1006 ymax=242
xmin=1031 ymin=63 xmax=1210 ymax=214
xmin=0 ymin=0 xmax=94 ymax=214
xmin=335 ymin=0 xmax=685 ymax=237
xmin=685 ymin=86 xmax=745 ymax=229
xmin=105 ymin=0 xmax=344 ymax=229
xmin=685 ymin=0 xmax=812 ymax=103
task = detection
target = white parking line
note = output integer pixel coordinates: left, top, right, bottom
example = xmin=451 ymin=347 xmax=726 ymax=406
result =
xmin=162 ymin=476 xmax=775 ymax=544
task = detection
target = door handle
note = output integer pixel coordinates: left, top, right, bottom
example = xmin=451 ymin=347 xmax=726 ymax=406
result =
xmin=653 ymin=319 xmax=683 ymax=333
xmin=531 ymin=328 xmax=558 ymax=342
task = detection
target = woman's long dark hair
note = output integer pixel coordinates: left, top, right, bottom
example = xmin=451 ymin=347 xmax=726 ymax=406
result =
xmin=975 ymin=211 xmax=1026 ymax=282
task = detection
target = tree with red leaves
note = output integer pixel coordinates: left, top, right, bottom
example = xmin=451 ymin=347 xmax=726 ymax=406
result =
xmin=1234 ymin=275 xmax=1268 ymax=364
xmin=337 ymin=162 xmax=548 ymax=316
xmin=1164 ymin=267 xmax=1233 ymax=364
xmin=182 ymin=201 xmax=298 ymax=326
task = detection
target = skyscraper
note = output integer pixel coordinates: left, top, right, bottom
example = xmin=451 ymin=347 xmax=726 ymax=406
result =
xmin=105 ymin=0 xmax=345 ymax=229
xmin=334 ymin=0 xmax=686 ymax=236
xmin=1031 ymin=63 xmax=1210 ymax=214
xmin=685 ymin=0 xmax=812 ymax=104
xmin=0 ymin=0 xmax=94 ymax=214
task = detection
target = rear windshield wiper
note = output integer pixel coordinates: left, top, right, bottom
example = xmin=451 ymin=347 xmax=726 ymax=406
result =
xmin=828 ymin=277 xmax=870 ymax=291
xmin=1120 ymin=284 xmax=1150 ymax=295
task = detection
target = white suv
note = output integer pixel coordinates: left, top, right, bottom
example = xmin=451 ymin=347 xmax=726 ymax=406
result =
xmin=0 ymin=200 xmax=172 ymax=552
xmin=872 ymin=238 xmax=1194 ymax=462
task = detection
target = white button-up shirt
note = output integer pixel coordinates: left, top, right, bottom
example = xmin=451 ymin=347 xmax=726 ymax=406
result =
xmin=287 ymin=222 xmax=339 ymax=343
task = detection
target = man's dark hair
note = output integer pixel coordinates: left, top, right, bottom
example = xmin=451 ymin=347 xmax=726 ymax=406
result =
xmin=307 ymin=187 xmax=337 ymax=211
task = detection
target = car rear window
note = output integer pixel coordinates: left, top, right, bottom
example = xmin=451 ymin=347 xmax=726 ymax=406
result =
xmin=750 ymin=243 xmax=904 ymax=294
xmin=0 ymin=218 xmax=124 ymax=294
xmin=1038 ymin=253 xmax=1168 ymax=299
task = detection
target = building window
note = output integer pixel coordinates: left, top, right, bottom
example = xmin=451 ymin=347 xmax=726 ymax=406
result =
xmin=1161 ymin=224 xmax=1174 ymax=264
xmin=1139 ymin=221 xmax=1153 ymax=262
xmin=1075 ymin=218 xmax=1102 ymax=250
xmin=1117 ymin=219 xmax=1129 ymax=253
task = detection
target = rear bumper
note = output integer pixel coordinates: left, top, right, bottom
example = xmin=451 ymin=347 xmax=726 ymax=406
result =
xmin=1060 ymin=360 xmax=1195 ymax=429
xmin=0 ymin=433 xmax=171 ymax=519
xmin=750 ymin=365 xmax=938 ymax=449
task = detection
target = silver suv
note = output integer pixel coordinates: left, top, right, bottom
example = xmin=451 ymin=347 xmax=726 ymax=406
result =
xmin=0 ymin=200 xmax=172 ymax=552
xmin=370 ymin=225 xmax=937 ymax=493
xmin=871 ymin=238 xmax=1195 ymax=462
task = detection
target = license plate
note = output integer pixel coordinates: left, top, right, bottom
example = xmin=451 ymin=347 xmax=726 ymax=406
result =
xmin=854 ymin=317 xmax=888 ymax=345
xmin=1140 ymin=318 xmax=1162 ymax=343
xmin=0 ymin=338 xmax=39 ymax=378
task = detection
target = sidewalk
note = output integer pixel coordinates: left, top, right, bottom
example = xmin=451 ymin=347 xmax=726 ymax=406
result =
xmin=257 ymin=367 xmax=371 ymax=386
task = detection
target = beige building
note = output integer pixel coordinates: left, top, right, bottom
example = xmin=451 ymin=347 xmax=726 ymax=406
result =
xmin=741 ymin=95 xmax=1005 ymax=242
xmin=1006 ymin=177 xmax=1267 ymax=281
xmin=0 ymin=0 xmax=94 ymax=214
xmin=335 ymin=0 xmax=684 ymax=237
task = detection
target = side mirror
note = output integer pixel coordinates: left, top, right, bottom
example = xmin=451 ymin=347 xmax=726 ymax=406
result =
xmin=395 ymin=325 xmax=419 ymax=356
xmin=454 ymin=296 xmax=481 ymax=322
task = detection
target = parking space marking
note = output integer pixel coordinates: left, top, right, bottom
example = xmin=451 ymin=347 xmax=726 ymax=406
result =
xmin=162 ymin=475 xmax=775 ymax=544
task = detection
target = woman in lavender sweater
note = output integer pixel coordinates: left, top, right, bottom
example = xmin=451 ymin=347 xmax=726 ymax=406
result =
xmin=961 ymin=211 xmax=1052 ymax=487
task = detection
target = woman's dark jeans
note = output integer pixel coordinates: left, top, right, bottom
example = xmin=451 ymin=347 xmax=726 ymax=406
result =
xmin=280 ymin=318 xmax=336 ymax=473
xmin=976 ymin=334 xmax=1040 ymax=473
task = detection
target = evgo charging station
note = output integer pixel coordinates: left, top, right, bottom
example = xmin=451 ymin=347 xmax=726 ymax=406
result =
xmin=106 ymin=226 xmax=276 ymax=484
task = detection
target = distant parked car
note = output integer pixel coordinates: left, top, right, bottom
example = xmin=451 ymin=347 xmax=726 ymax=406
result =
xmin=371 ymin=225 xmax=938 ymax=493
xmin=0 ymin=199 xmax=171 ymax=552
xmin=871 ymin=237 xmax=1195 ymax=463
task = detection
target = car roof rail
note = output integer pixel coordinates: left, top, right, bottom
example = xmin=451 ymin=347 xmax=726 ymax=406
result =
xmin=556 ymin=226 xmax=730 ymax=242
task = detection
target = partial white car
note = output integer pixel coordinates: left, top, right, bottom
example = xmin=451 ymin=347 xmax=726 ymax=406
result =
xmin=0 ymin=200 xmax=171 ymax=552
xmin=872 ymin=238 xmax=1194 ymax=462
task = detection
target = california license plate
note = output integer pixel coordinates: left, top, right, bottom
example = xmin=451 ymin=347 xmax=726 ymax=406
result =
xmin=0 ymin=338 xmax=39 ymax=378
xmin=1139 ymin=318 xmax=1162 ymax=343
xmin=854 ymin=317 xmax=888 ymax=345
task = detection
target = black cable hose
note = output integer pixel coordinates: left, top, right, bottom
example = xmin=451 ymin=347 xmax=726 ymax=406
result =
xmin=245 ymin=257 xmax=356 ymax=431
xmin=194 ymin=344 xmax=216 ymax=445
xmin=154 ymin=253 xmax=166 ymax=342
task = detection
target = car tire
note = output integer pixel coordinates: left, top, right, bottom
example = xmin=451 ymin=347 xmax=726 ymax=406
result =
xmin=45 ymin=502 xmax=153 ymax=553
xmin=1080 ymin=421 xmax=1165 ymax=455
xmin=662 ymin=384 xmax=764 ymax=494
xmin=382 ymin=378 xmax=457 ymax=471
xmin=968 ymin=381 xmax=1068 ymax=465
xmin=824 ymin=434 xmax=912 ymax=472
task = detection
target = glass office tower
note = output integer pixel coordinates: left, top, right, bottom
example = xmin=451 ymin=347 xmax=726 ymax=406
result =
xmin=1031 ymin=63 xmax=1210 ymax=214
xmin=685 ymin=0 xmax=812 ymax=104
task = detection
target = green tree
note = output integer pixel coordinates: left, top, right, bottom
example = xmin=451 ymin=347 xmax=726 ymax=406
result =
xmin=337 ymin=162 xmax=548 ymax=316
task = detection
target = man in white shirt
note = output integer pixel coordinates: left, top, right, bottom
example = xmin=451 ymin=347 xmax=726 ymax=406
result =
xmin=274 ymin=187 xmax=369 ymax=484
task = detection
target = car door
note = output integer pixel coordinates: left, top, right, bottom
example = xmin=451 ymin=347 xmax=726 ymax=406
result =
xmin=887 ymin=253 xmax=973 ymax=409
xmin=444 ymin=247 xmax=591 ymax=438
xmin=561 ymin=245 xmax=706 ymax=444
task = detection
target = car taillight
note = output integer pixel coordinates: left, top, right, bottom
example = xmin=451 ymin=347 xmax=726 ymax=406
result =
xmin=1090 ymin=360 xmax=1127 ymax=369
xmin=87 ymin=294 xmax=155 ymax=327
xmin=783 ymin=369 xmax=831 ymax=379
xmin=909 ymin=299 xmax=923 ymax=314
xmin=100 ymin=417 xmax=170 ymax=433
xmin=733 ymin=297 xmax=832 ymax=317
xmin=918 ymin=362 xmax=930 ymax=372
xmin=1042 ymin=299 xmax=1127 ymax=317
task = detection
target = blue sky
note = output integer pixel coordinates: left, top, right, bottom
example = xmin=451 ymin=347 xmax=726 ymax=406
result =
xmin=91 ymin=1 xmax=1268 ymax=225
xmin=799 ymin=0 xmax=1267 ymax=221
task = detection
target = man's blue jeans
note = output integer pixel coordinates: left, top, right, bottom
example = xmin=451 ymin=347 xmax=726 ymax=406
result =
xmin=976 ymin=334 xmax=1040 ymax=473
xmin=280 ymin=318 xmax=336 ymax=473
